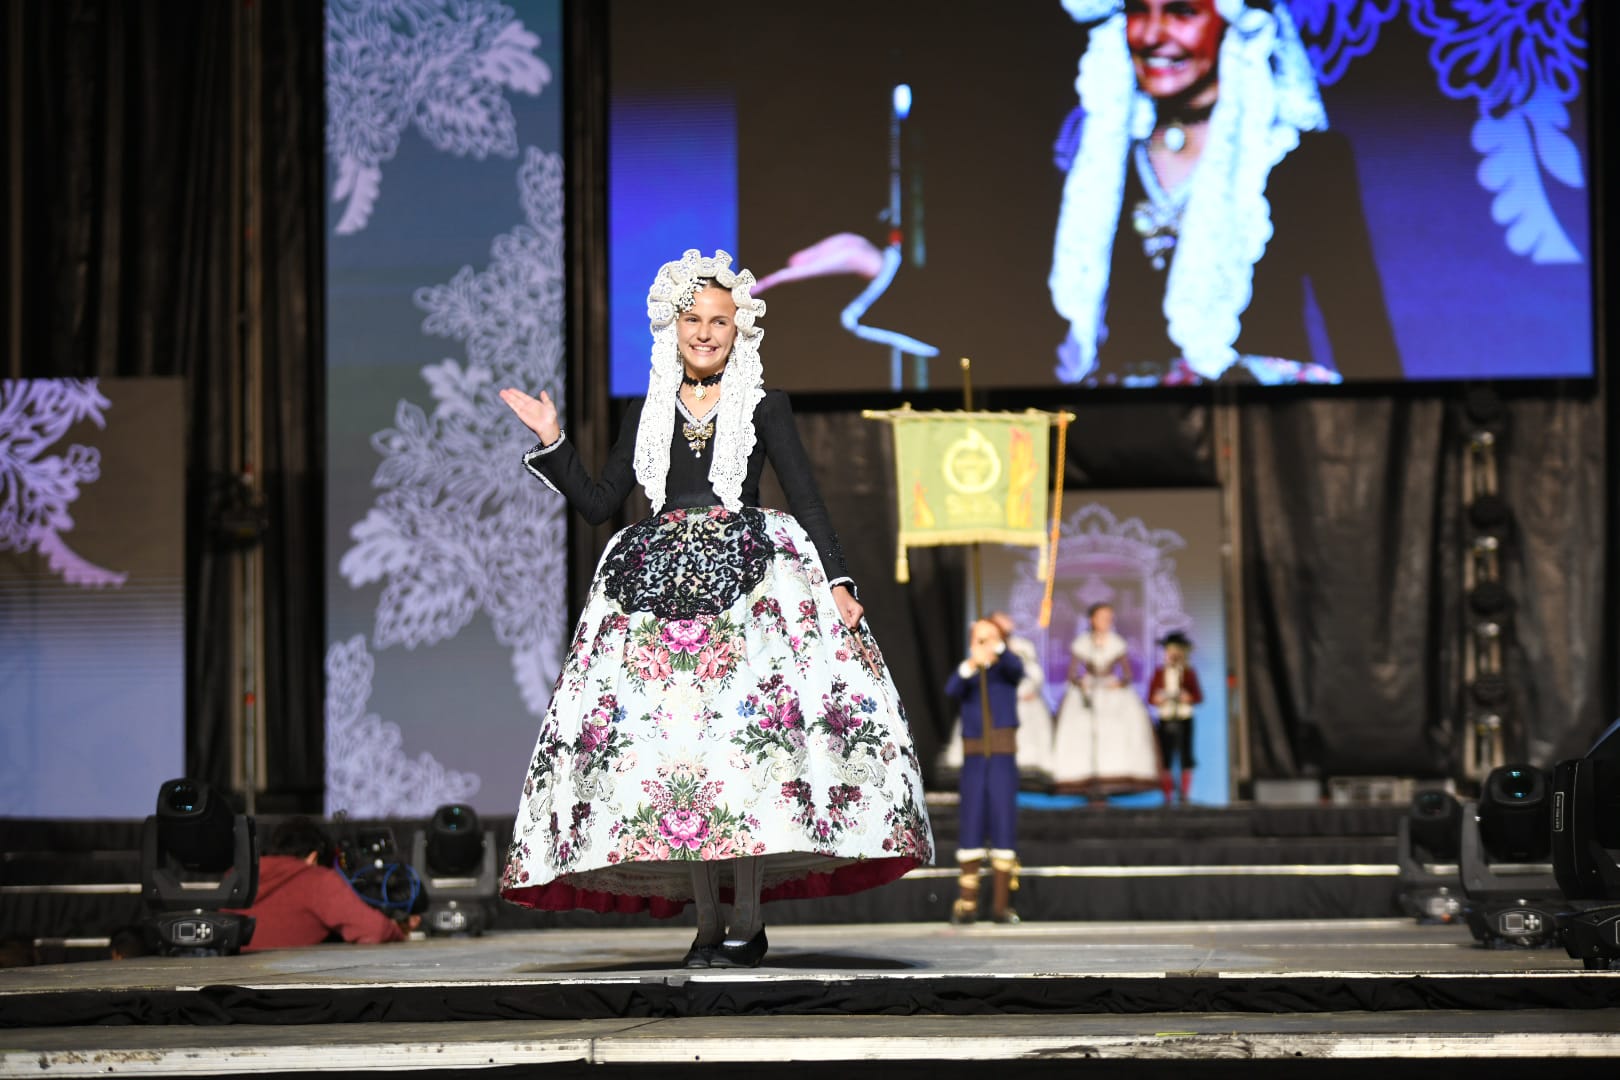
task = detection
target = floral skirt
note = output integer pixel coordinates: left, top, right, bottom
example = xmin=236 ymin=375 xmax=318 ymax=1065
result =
xmin=501 ymin=505 xmax=935 ymax=916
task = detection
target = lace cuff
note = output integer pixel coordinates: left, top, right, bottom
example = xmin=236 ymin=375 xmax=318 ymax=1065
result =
xmin=828 ymin=576 xmax=858 ymax=598
xmin=526 ymin=431 xmax=566 ymax=456
xmin=521 ymin=434 xmax=566 ymax=495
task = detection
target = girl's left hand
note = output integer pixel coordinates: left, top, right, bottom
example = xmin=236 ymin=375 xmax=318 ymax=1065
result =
xmin=833 ymin=584 xmax=864 ymax=629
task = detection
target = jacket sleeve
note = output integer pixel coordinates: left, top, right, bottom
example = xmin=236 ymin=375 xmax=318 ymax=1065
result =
xmin=310 ymin=869 xmax=406 ymax=945
xmin=761 ymin=390 xmax=853 ymax=586
xmin=993 ymin=649 xmax=1024 ymax=686
xmin=522 ymin=399 xmax=643 ymax=526
xmin=1183 ymin=666 xmax=1204 ymax=705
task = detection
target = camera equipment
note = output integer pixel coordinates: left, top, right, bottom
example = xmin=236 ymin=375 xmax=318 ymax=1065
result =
xmin=333 ymin=823 xmax=429 ymax=924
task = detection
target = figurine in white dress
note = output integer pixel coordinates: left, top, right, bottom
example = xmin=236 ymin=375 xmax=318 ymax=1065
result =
xmin=1051 ymin=603 xmax=1160 ymax=796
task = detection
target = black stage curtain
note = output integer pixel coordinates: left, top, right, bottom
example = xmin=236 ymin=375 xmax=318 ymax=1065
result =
xmin=1241 ymin=396 xmax=1453 ymax=778
xmin=1242 ymin=391 xmax=1609 ymax=778
xmin=3 ymin=0 xmax=326 ymax=806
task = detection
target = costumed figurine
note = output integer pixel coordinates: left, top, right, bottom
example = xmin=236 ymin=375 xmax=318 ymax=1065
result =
xmin=943 ymin=618 xmax=1023 ymax=924
xmin=1051 ymin=602 xmax=1161 ymax=797
xmin=1148 ymin=631 xmax=1202 ymax=805
xmin=938 ymin=610 xmax=1056 ymax=790
xmin=993 ymin=611 xmax=1057 ymax=788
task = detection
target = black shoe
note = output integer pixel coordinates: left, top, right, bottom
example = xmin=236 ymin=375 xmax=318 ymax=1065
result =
xmin=708 ymin=928 xmax=768 ymax=969
xmin=682 ymin=937 xmax=718 ymax=969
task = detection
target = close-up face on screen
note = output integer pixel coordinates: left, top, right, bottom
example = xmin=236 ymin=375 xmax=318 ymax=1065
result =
xmin=608 ymin=0 xmax=1592 ymax=394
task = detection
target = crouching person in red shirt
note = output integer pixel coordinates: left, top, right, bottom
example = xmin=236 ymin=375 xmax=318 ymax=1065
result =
xmin=229 ymin=818 xmax=419 ymax=951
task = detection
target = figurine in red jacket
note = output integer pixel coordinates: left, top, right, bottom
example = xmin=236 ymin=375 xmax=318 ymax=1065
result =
xmin=228 ymin=818 xmax=418 ymax=951
xmin=1147 ymin=632 xmax=1203 ymax=805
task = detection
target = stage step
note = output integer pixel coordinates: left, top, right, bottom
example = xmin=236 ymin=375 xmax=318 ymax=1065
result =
xmin=2 ymin=920 xmax=1617 ymax=1079
xmin=5 ymin=1011 xmax=1620 ymax=1077
xmin=1 ymin=806 xmax=1407 ymax=942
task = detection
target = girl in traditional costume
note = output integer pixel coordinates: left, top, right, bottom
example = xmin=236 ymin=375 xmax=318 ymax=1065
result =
xmin=498 ymin=250 xmax=933 ymax=968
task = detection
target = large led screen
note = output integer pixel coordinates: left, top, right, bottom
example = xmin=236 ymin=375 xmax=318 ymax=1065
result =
xmin=325 ymin=0 xmax=566 ymax=817
xmin=609 ymin=0 xmax=1591 ymax=392
xmin=0 ymin=378 xmax=185 ymax=817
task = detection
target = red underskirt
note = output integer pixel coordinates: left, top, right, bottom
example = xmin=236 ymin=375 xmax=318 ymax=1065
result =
xmin=500 ymin=855 xmax=922 ymax=918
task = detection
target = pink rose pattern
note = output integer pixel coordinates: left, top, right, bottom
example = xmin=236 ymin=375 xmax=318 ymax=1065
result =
xmin=606 ymin=760 xmax=764 ymax=866
xmin=505 ymin=508 xmax=933 ymax=896
xmin=620 ymin=612 xmax=743 ymax=693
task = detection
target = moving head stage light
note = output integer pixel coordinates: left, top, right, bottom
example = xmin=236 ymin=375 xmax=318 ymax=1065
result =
xmin=1552 ymin=718 xmax=1620 ymax=969
xmin=1395 ymin=789 xmax=1464 ymax=923
xmin=140 ymin=779 xmax=258 ymax=956
xmin=1459 ymin=764 xmax=1563 ymax=948
xmin=411 ymin=803 xmax=497 ymax=936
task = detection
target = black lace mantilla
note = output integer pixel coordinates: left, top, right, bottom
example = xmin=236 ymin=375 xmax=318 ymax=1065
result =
xmin=602 ymin=507 xmax=776 ymax=619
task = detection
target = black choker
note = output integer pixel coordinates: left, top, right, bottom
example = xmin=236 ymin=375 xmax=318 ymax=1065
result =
xmin=681 ymin=370 xmax=725 ymax=400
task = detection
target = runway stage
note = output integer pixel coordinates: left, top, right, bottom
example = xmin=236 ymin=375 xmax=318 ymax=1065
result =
xmin=3 ymin=919 xmax=1619 ymax=1076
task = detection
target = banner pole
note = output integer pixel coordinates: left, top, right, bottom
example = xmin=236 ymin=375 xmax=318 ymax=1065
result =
xmin=960 ymin=358 xmax=982 ymax=614
xmin=962 ymin=358 xmax=993 ymax=762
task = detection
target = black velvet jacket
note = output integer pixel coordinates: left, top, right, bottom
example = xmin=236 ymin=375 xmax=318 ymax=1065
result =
xmin=523 ymin=389 xmax=852 ymax=585
xmin=1095 ymin=131 xmax=1402 ymax=381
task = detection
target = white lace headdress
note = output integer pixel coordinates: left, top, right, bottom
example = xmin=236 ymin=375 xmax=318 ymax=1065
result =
xmin=635 ymin=249 xmax=768 ymax=513
xmin=1050 ymin=0 xmax=1326 ymax=382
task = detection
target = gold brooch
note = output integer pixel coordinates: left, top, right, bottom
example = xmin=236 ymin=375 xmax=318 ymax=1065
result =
xmin=683 ymin=418 xmax=714 ymax=457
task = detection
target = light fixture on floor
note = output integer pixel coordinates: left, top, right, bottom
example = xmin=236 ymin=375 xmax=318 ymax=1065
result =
xmin=139 ymin=779 xmax=258 ymax=956
xmin=1553 ymin=718 xmax=1620 ymax=969
xmin=1395 ymin=788 xmax=1463 ymax=923
xmin=411 ymin=803 xmax=497 ymax=936
xmin=1459 ymin=764 xmax=1563 ymax=948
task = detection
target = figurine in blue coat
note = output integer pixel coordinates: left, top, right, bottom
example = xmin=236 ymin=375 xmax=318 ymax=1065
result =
xmin=944 ymin=618 xmax=1023 ymax=923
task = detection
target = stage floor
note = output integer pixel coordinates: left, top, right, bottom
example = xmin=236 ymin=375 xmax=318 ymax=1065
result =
xmin=0 ymin=917 xmax=1601 ymax=989
xmin=4 ymin=920 xmax=1619 ymax=1075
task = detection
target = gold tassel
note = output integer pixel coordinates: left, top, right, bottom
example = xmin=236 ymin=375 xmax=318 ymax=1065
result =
xmin=896 ymin=545 xmax=910 ymax=584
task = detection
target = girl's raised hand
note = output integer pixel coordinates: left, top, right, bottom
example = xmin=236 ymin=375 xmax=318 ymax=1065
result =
xmin=500 ymin=387 xmax=561 ymax=445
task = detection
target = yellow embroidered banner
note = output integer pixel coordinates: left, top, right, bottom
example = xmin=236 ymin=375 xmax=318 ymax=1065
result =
xmin=875 ymin=409 xmax=1056 ymax=583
